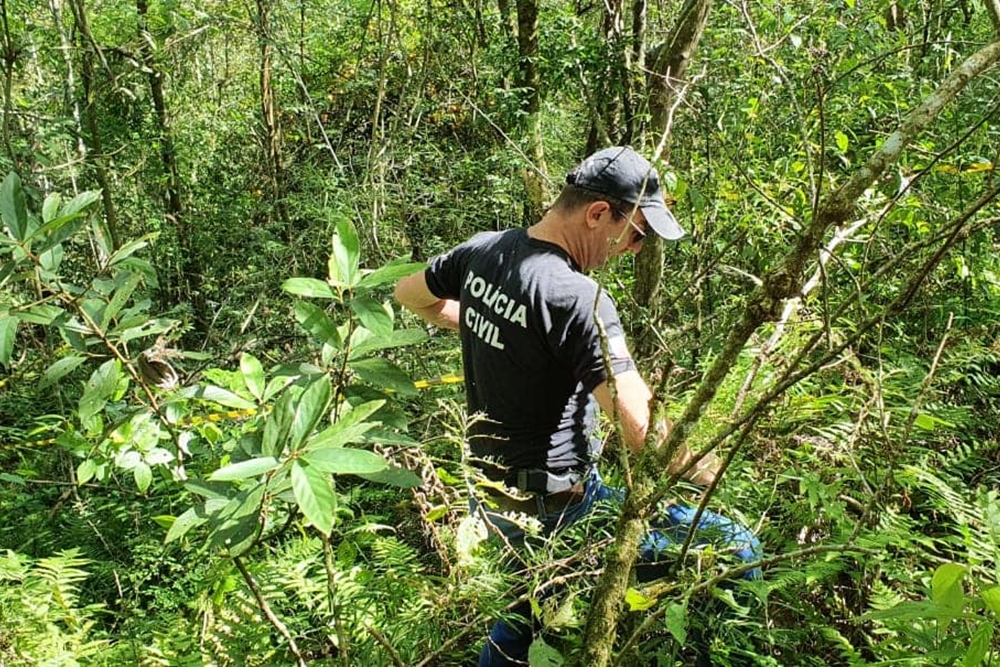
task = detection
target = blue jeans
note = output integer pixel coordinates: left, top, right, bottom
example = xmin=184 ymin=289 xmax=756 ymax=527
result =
xmin=475 ymin=471 xmax=761 ymax=667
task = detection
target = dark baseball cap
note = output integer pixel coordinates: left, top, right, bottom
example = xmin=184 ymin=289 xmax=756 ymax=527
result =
xmin=566 ymin=146 xmax=685 ymax=240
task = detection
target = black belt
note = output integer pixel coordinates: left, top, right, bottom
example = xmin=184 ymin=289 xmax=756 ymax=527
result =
xmin=479 ymin=484 xmax=586 ymax=514
xmin=475 ymin=462 xmax=591 ymax=495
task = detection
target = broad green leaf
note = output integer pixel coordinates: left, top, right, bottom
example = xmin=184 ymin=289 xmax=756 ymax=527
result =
xmin=349 ymin=327 xmax=427 ymax=360
xmin=835 ymin=130 xmax=849 ymax=153
xmin=291 ymin=461 xmax=337 ymax=536
xmin=358 ymin=259 xmax=426 ymax=289
xmin=349 ymin=295 xmax=393 ymax=337
xmin=1 ymin=172 xmax=28 ymax=241
xmin=0 ymin=315 xmax=18 ymax=368
xmin=914 ymin=412 xmax=936 ymax=431
xmin=240 ymin=353 xmax=265 ymax=401
xmin=665 ymin=603 xmax=688 ymax=645
xmin=164 ymin=505 xmax=209 ymax=544
xmin=133 ymin=462 xmax=153 ymax=493
xmin=982 ymin=586 xmax=1000 ymax=616
xmin=262 ymin=389 xmax=296 ymax=457
xmin=356 ymin=466 xmax=422 ymax=488
xmin=328 ymin=218 xmax=360 ymax=288
xmin=18 ymin=304 xmax=65 ymax=326
xmin=864 ymin=600 xmax=969 ymax=623
xmin=193 ymin=385 xmax=256 ymax=410
xmin=294 ymin=301 xmax=342 ymax=348
xmin=41 ymin=192 xmax=62 ymax=223
xmin=931 ymin=563 xmax=966 ymax=612
xmin=527 ymin=637 xmax=564 ymax=667
xmin=307 ymin=399 xmax=385 ymax=450
xmin=106 ymin=233 xmax=158 ymax=268
xmin=101 ymin=272 xmax=142 ymax=329
xmin=302 ymin=447 xmax=387 ymax=474
xmin=282 ymin=277 xmax=335 ymax=299
xmin=210 ymin=482 xmax=265 ymax=556
xmin=57 ymin=189 xmax=102 ymax=220
xmin=625 ymin=588 xmax=657 ymax=611
xmin=963 ymin=621 xmax=993 ymax=667
xmin=77 ymin=459 xmax=98 ymax=485
xmin=209 ymin=457 xmax=280 ymax=482
xmin=290 ymin=376 xmax=332 ymax=451
xmin=40 ymin=355 xmax=87 ymax=389
xmin=79 ymin=359 xmax=120 ymax=422
xmin=349 ymin=357 xmax=417 ymax=395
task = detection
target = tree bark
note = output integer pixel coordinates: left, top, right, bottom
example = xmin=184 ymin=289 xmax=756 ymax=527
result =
xmin=67 ymin=0 xmax=120 ymax=251
xmin=254 ymin=0 xmax=288 ymax=230
xmin=578 ymin=38 xmax=1000 ymax=667
xmin=632 ymin=0 xmax=712 ymax=315
xmin=515 ymin=0 xmax=548 ymax=219
xmin=136 ymin=0 xmax=205 ymax=326
xmin=0 ymin=0 xmax=18 ymax=166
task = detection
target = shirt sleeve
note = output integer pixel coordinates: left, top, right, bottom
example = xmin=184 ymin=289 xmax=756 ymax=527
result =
xmin=551 ymin=286 xmax=636 ymax=392
xmin=424 ymin=232 xmax=493 ymax=300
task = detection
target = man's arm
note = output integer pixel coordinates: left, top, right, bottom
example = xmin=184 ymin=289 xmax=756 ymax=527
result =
xmin=394 ymin=270 xmax=461 ymax=331
xmin=593 ymin=371 xmax=720 ymax=486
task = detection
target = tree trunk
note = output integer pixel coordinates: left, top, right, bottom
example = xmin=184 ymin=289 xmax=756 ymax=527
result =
xmin=136 ymin=0 xmax=205 ymax=327
xmin=515 ymin=0 xmax=548 ymax=219
xmin=254 ymin=0 xmax=288 ymax=231
xmin=67 ymin=0 xmax=120 ymax=252
xmin=578 ymin=37 xmax=1000 ymax=667
xmin=0 ymin=0 xmax=18 ymax=166
xmin=633 ymin=0 xmax=712 ymax=319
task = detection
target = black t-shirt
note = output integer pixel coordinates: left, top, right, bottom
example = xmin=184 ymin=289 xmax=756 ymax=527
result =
xmin=425 ymin=228 xmax=635 ymax=477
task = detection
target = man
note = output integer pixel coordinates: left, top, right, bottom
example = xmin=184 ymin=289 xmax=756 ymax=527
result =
xmin=395 ymin=146 xmax=759 ymax=666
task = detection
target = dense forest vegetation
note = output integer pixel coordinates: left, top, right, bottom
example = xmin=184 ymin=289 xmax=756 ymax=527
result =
xmin=1 ymin=0 xmax=999 ymax=664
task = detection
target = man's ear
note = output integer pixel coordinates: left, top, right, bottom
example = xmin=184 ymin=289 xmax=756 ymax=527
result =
xmin=584 ymin=201 xmax=611 ymax=230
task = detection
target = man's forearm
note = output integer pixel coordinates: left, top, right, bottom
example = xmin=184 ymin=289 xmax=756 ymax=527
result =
xmin=409 ymin=298 xmax=461 ymax=330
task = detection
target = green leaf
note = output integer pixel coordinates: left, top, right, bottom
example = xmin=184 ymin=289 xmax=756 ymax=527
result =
xmin=106 ymin=233 xmax=158 ymax=268
xmin=665 ymin=603 xmax=688 ymax=645
xmin=102 ymin=272 xmax=142 ymax=329
xmin=40 ymin=355 xmax=87 ymax=389
xmin=291 ymin=461 xmax=337 ymax=536
xmin=164 ymin=505 xmax=209 ymax=544
xmin=1 ymin=172 xmax=28 ymax=241
xmin=349 ymin=357 xmax=417 ymax=395
xmin=18 ymin=304 xmax=66 ymax=326
xmin=210 ymin=482 xmax=265 ymax=556
xmin=349 ymin=295 xmax=393 ymax=337
xmin=914 ymin=412 xmax=937 ymax=431
xmin=356 ymin=465 xmax=422 ymax=488
xmin=358 ymin=259 xmax=426 ymax=289
xmin=208 ymin=457 xmax=281 ymax=482
xmin=0 ymin=315 xmax=18 ymax=368
xmin=931 ymin=563 xmax=966 ymax=612
xmin=262 ymin=389 xmax=296 ymax=457
xmin=963 ymin=621 xmax=993 ymax=667
xmin=307 ymin=399 xmax=385 ymax=449
xmin=301 ymin=448 xmax=387 ymax=475
xmin=349 ymin=327 xmax=427 ymax=360
xmin=41 ymin=192 xmax=62 ymax=223
xmin=282 ymin=277 xmax=335 ymax=299
xmin=981 ymin=586 xmax=1000 ymax=616
xmin=57 ymin=190 xmax=102 ymax=221
xmin=192 ymin=385 xmax=256 ymax=410
xmin=625 ymin=588 xmax=657 ymax=612
xmin=328 ymin=218 xmax=360 ymax=288
xmin=79 ymin=359 xmax=120 ymax=422
xmin=240 ymin=353 xmax=265 ymax=401
xmin=294 ymin=301 xmax=342 ymax=348
xmin=77 ymin=459 xmax=98 ymax=485
xmin=835 ymin=130 xmax=849 ymax=153
xmin=527 ymin=637 xmax=564 ymax=667
xmin=133 ymin=462 xmax=153 ymax=493
xmin=290 ymin=376 xmax=332 ymax=451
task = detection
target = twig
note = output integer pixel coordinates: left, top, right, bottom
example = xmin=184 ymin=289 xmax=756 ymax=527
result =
xmin=233 ymin=555 xmax=308 ymax=667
